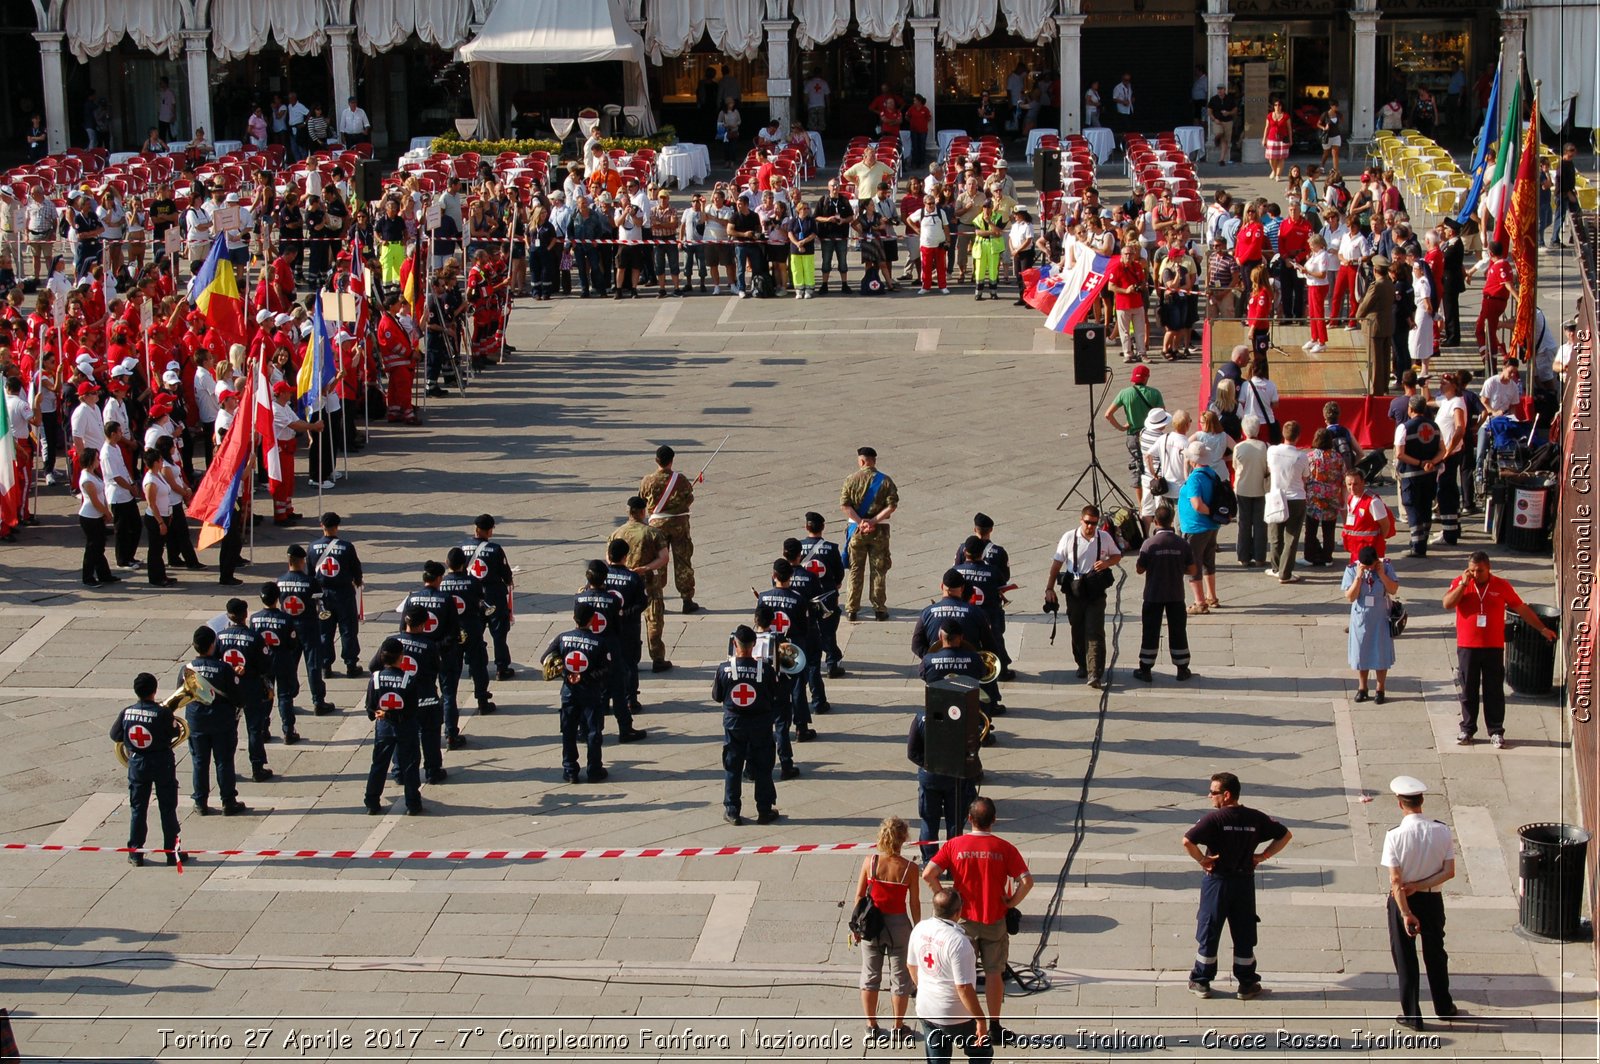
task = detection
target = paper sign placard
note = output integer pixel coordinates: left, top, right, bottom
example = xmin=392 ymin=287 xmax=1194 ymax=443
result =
xmin=164 ymin=229 xmax=181 ymax=257
xmin=212 ymin=205 xmax=241 ymax=232
xmin=425 ymin=204 xmax=443 ymax=231
xmin=320 ymin=291 xmax=362 ymax=324
xmin=140 ymin=301 xmax=153 ymax=329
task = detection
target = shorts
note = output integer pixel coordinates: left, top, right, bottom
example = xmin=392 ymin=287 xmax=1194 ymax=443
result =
xmin=959 ymin=915 xmax=1009 ymax=975
xmin=706 ymin=243 xmax=734 ymax=268
xmin=617 ymin=244 xmax=645 ymax=271
xmin=859 ymin=911 xmax=913 ymax=994
xmin=764 ymin=243 xmax=789 ymax=266
xmin=1185 ymin=528 xmax=1219 ymax=574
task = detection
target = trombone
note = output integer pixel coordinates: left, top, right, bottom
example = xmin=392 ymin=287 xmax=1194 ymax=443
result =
xmin=114 ymin=665 xmax=213 ymax=766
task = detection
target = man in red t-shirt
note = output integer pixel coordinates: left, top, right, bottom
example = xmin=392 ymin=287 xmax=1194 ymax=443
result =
xmin=1108 ymin=243 xmax=1149 ymax=364
xmin=906 ymin=93 xmax=933 ymax=169
xmin=922 ymin=797 xmax=1033 ymax=1046
xmin=1440 ymin=551 xmax=1555 ymax=748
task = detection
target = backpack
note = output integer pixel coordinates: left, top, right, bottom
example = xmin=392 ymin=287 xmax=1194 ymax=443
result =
xmin=752 ymin=272 xmax=776 ymax=299
xmin=859 ymin=264 xmax=887 ymax=294
xmin=1205 ymin=468 xmax=1237 ymax=525
xmin=1111 ymin=506 xmax=1145 ymax=552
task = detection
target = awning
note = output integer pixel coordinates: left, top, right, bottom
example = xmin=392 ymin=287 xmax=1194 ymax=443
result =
xmin=457 ymin=0 xmax=655 ymax=135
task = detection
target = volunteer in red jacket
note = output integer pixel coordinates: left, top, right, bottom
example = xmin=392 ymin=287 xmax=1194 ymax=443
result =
xmin=1340 ymin=469 xmax=1394 ymax=559
xmin=1441 ymin=551 xmax=1555 ymax=749
xmin=921 ymin=797 xmax=1033 ymax=1048
xmin=375 ymin=292 xmax=416 ymax=424
xmin=1471 ymin=240 xmax=1514 ymax=366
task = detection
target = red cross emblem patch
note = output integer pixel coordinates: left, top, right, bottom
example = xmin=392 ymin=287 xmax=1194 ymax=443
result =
xmin=398 ymin=655 xmax=418 ymax=674
xmin=222 ymin=648 xmax=246 ymax=668
xmin=771 ymin=610 xmax=792 ymax=635
xmin=804 ymin=557 xmax=826 ymax=576
xmin=468 ymin=557 xmax=488 ymax=579
xmin=564 ymin=650 xmax=590 ymax=674
xmin=378 ymin=691 xmax=404 ymax=712
xmin=970 ymin=587 xmax=986 ymax=606
xmin=126 ymin=724 xmax=153 ymax=749
xmin=317 ymin=554 xmax=340 ymax=578
xmin=261 ymin=630 xmax=281 ymax=648
xmin=422 ymin=612 xmax=439 ymax=633
xmin=283 ymin=595 xmax=304 ymax=616
xmin=586 ymin=612 xmax=608 ymax=634
xmin=729 ymin=682 xmax=757 ymax=707
xmin=1416 ymin=423 xmax=1437 ymax=444
xmin=452 ymin=595 xmax=466 ymax=613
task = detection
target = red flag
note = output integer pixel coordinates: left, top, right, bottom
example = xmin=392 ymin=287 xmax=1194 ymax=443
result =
xmin=1504 ymin=88 xmax=1540 ymax=358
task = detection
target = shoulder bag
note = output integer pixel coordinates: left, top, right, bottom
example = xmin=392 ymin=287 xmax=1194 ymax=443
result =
xmin=847 ymin=855 xmax=885 ymax=944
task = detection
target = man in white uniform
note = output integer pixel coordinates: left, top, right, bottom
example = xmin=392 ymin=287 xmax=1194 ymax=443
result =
xmin=1380 ymin=776 xmax=1458 ymax=1033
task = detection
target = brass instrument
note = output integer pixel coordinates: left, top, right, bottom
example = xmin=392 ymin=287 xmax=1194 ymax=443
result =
xmin=776 ymin=642 xmax=807 ymax=676
xmin=977 ymin=651 xmax=1002 ymax=684
xmin=540 ymin=653 xmax=563 ymax=681
xmin=114 ymin=666 xmax=211 ymax=766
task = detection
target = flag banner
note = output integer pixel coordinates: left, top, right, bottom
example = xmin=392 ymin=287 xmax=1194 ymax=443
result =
xmin=191 ymin=235 xmax=245 ymax=347
xmin=0 ymin=384 xmax=14 ymax=495
xmin=254 ymin=353 xmax=281 ymax=486
xmin=1489 ymin=69 xmax=1524 ymax=246
xmin=1022 ymin=263 xmax=1069 ymax=314
xmin=1456 ymin=59 xmax=1502 ymax=225
xmin=1506 ymin=86 xmax=1540 ymax=357
xmin=1042 ymin=254 xmax=1114 ymax=334
xmin=296 ymin=292 xmax=335 ymax=416
xmin=191 ymin=371 xmax=262 ymax=550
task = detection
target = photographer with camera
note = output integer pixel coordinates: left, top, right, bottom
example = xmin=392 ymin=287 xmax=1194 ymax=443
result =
xmin=1044 ymin=505 xmax=1122 ymax=690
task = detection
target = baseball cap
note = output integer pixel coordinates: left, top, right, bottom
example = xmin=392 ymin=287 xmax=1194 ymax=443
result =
xmin=76 ymin=380 xmax=100 ymax=397
xmin=1130 ymin=364 xmax=1151 ymax=384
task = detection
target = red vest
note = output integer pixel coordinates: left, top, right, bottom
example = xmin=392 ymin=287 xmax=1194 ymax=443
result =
xmin=1342 ymin=492 xmax=1391 ymax=556
xmin=376 ymin=314 xmax=411 ymax=371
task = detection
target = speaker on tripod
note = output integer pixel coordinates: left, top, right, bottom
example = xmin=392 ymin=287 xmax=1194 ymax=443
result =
xmin=1073 ymin=321 xmax=1107 ymax=386
xmin=1032 ymin=148 xmax=1061 ymax=194
xmin=924 ymin=677 xmax=982 ymax=779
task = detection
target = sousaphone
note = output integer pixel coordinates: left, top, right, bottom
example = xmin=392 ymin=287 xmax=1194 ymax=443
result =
xmin=114 ymin=665 xmax=212 ymax=766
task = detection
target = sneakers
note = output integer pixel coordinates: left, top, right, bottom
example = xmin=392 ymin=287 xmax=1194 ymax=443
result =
xmin=1456 ymin=729 xmax=1474 ymax=745
xmin=1188 ymin=979 xmax=1211 ymax=998
xmin=1491 ymin=733 xmax=1506 ymax=749
xmin=940 ymin=288 xmax=950 ymax=294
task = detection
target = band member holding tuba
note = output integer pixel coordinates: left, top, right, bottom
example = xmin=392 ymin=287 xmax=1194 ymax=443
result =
xmin=757 ymin=558 xmax=819 ymax=750
xmin=110 ymin=672 xmax=187 ymax=866
xmin=912 ymin=569 xmax=1005 ymax=715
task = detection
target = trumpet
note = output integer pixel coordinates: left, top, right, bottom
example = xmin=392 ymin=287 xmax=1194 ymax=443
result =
xmin=114 ymin=666 xmax=213 ymax=766
xmin=977 ymin=651 xmax=1002 ymax=684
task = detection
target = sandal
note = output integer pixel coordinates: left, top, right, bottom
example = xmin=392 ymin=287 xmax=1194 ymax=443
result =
xmin=1206 ymin=598 xmax=1221 ymax=609
xmin=1187 ymin=603 xmax=1209 ymax=615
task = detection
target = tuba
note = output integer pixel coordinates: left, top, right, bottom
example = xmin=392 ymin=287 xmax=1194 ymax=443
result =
xmin=114 ymin=666 xmax=211 ymax=766
xmin=776 ymin=642 xmax=807 ymax=676
xmin=976 ymin=651 xmax=1002 ymax=684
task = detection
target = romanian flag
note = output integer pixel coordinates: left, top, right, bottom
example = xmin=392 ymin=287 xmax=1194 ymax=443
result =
xmin=296 ymin=293 xmax=335 ymax=413
xmin=191 ymin=359 xmax=264 ymax=550
xmin=192 ymin=235 xmax=246 ymax=348
xmin=1505 ymin=86 xmax=1541 ymax=358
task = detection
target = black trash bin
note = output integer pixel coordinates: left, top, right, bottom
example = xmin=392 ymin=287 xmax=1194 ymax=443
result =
xmin=1517 ymin=823 xmax=1592 ymax=941
xmin=1503 ymin=473 xmax=1558 ymax=553
xmin=1505 ymin=604 xmax=1560 ymax=695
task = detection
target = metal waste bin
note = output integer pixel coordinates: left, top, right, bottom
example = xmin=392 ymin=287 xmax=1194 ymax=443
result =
xmin=1505 ymin=604 xmax=1560 ymax=695
xmin=1503 ymin=473 xmax=1558 ymax=553
xmin=1517 ymin=823 xmax=1592 ymax=941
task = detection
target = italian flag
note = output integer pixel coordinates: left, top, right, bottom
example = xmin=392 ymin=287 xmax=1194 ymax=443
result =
xmin=0 ymin=389 xmax=14 ymax=495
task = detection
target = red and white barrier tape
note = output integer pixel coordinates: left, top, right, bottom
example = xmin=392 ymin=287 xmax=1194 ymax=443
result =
xmin=3 ymin=840 xmax=872 ymax=862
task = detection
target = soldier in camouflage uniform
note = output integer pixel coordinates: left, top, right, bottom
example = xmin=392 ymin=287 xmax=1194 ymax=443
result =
xmin=640 ymin=444 xmax=700 ymax=614
xmin=839 ymin=446 xmax=899 ymax=621
xmin=608 ymin=495 xmax=673 ymax=671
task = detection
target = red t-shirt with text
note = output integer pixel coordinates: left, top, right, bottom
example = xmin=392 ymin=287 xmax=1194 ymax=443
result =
xmin=931 ymin=832 xmax=1030 ymax=924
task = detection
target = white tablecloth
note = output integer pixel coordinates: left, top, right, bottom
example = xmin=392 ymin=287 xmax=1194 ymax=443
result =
xmin=1173 ymin=126 xmax=1206 ymax=159
xmin=656 ymin=144 xmax=711 ymax=188
xmin=1024 ymin=128 xmax=1059 ymax=162
xmin=108 ymin=151 xmax=139 ymax=166
xmin=1082 ymin=127 xmax=1114 ymax=165
xmin=409 ymin=136 xmax=435 ymax=152
xmin=938 ymin=129 xmax=967 ymax=159
xmin=213 ymin=140 xmax=243 ymax=157
xmin=399 ymin=148 xmax=430 ymax=168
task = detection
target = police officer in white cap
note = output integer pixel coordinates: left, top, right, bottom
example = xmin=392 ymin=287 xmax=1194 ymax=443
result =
xmin=1380 ymin=775 xmax=1458 ymax=1031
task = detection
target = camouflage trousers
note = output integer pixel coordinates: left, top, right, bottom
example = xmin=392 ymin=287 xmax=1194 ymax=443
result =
xmin=653 ymin=516 xmax=696 ymax=601
xmin=845 ymin=525 xmax=891 ymax=614
xmin=644 ymin=573 xmax=668 ymax=663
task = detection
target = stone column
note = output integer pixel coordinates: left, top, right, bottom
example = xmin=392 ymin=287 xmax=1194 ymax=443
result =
xmin=910 ymin=17 xmax=939 ymax=135
xmin=33 ymin=31 xmax=69 ymax=155
xmin=327 ymin=25 xmax=357 ymax=116
xmin=1055 ymin=14 xmax=1085 ymax=134
xmin=763 ymin=18 xmax=793 ymax=128
xmin=1499 ymin=11 xmax=1527 ymax=131
xmin=1203 ymin=13 xmax=1232 ymax=150
xmin=1349 ymin=10 xmax=1380 ymax=146
xmin=182 ymin=31 xmax=214 ymax=141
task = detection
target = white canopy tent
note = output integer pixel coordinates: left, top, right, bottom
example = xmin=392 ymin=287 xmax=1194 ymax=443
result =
xmin=457 ymin=0 xmax=656 ymax=138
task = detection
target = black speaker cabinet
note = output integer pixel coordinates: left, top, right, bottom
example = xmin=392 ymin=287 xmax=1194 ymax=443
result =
xmin=924 ymin=677 xmax=982 ymax=779
xmin=1073 ymin=321 xmax=1107 ymax=385
xmin=1033 ymin=148 xmax=1061 ymax=194
xmin=355 ymin=158 xmax=386 ymax=203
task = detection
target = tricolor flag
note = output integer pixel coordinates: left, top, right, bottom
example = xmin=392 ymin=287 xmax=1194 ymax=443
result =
xmin=0 ymin=383 xmax=14 ymax=495
xmin=1042 ymin=253 xmax=1115 ymax=334
xmin=1022 ymin=263 xmax=1069 ymax=314
xmin=296 ymin=293 xmax=335 ymax=414
xmin=1456 ymin=59 xmax=1501 ymax=225
xmin=191 ymin=358 xmax=268 ymax=550
xmin=191 ymin=235 xmax=245 ymax=348
xmin=254 ymin=355 xmax=282 ymax=486
xmin=1505 ymin=85 xmax=1541 ymax=357
xmin=347 ymin=234 xmax=370 ymax=338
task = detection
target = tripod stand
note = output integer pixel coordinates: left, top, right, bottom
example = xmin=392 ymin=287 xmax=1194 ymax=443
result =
xmin=1056 ymin=366 xmax=1139 ymax=514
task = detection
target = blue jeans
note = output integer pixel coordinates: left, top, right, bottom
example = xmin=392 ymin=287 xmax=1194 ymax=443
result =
xmin=1551 ymin=196 xmax=1573 ymax=246
xmin=922 ymin=1019 xmax=993 ymax=1063
xmin=917 ymin=770 xmax=978 ymax=862
xmin=365 ymin=715 xmax=421 ymax=810
xmin=734 ymin=244 xmax=761 ymax=291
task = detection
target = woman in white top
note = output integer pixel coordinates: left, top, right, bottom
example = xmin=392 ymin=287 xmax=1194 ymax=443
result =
xmin=155 ymin=435 xmax=201 ymax=570
xmin=1265 ymin=420 xmax=1310 ymax=583
xmin=77 ymin=448 xmax=117 ymax=586
xmin=140 ymin=447 xmax=176 ymax=585
xmin=1084 ymin=81 xmax=1101 ymax=128
xmin=1298 ymin=233 xmax=1337 ymax=352
xmin=97 ymin=188 xmax=126 ymax=275
xmin=1192 ymin=410 xmax=1234 ymax=478
xmin=1142 ymin=409 xmax=1191 ymax=520
xmin=1409 ymin=258 xmax=1436 ymax=375
xmin=1237 ymin=361 xmax=1279 ymax=437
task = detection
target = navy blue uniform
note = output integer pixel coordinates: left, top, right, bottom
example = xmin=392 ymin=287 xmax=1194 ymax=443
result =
xmin=308 ymin=534 xmax=364 ymax=671
xmin=711 ymin=656 xmax=779 ymax=819
xmin=275 ymin=569 xmax=327 ymax=708
xmin=365 ymin=666 xmax=421 ymax=812
xmin=603 ymin=562 xmax=648 ymax=713
xmin=217 ymin=622 xmax=272 ymax=771
xmin=1184 ymin=804 xmax=1289 ymax=990
xmin=954 ymin=540 xmax=1012 ymax=665
xmin=110 ymin=698 xmax=180 ymax=857
xmin=542 ymin=628 xmax=610 ymax=780
xmin=798 ymin=534 xmax=845 ymax=666
xmin=757 ymin=585 xmax=818 ymax=731
xmin=1398 ymin=415 xmax=1443 ymax=556
xmin=248 ymin=605 xmax=301 ymax=734
xmin=912 ymin=596 xmax=1001 ymax=706
xmin=440 ymin=570 xmax=489 ymax=713
xmin=184 ymin=654 xmax=243 ymax=808
xmin=575 ymin=584 xmax=633 ymax=733
xmin=386 ymin=632 xmax=443 ymax=778
xmin=401 ymin=586 xmax=462 ymax=743
xmin=785 ymin=566 xmax=831 ymax=715
xmin=907 ymin=708 xmax=980 ymax=863
xmin=462 ymin=538 xmax=515 ymax=671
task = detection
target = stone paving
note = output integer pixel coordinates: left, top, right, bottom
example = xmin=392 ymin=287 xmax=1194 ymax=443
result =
xmin=0 ymin=152 xmax=1595 ymax=1062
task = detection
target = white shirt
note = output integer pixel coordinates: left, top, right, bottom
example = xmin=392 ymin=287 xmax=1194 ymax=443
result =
xmin=906 ymin=917 xmax=977 ymax=1026
xmin=158 ymin=87 xmax=177 ymax=123
xmin=907 ymin=209 xmax=947 ymax=249
xmin=1157 ymin=430 xmax=1188 ymax=490
xmin=1054 ymin=527 xmax=1119 ymax=575
xmin=614 ymin=210 xmax=642 ymax=243
xmin=1346 ymin=491 xmax=1389 ymax=528
xmin=101 ymin=395 xmax=129 ymax=435
xmin=77 ymin=469 xmax=106 ymax=518
xmin=70 ymin=401 xmax=105 ymax=450
xmin=6 ymin=394 xmax=30 ymax=440
xmin=141 ymin=467 xmax=173 ymax=516
xmin=193 ymin=367 xmax=219 ymax=422
xmin=223 ymin=206 xmax=254 ymax=251
xmin=1266 ymin=442 xmax=1309 ymax=500
xmin=337 ymin=106 xmax=370 ymax=138
xmin=1434 ymin=394 xmax=1467 ymax=450
xmin=214 ymin=406 xmax=235 ymax=443
xmin=1006 ymin=220 xmax=1034 ymax=256
xmin=144 ymin=419 xmax=175 ymax=450
xmin=1238 ymin=376 xmax=1278 ymax=425
xmin=287 ymin=100 xmax=309 ymax=127
xmin=100 ymin=443 xmax=134 ymax=505
xmin=1380 ymin=813 xmax=1455 ymax=891
xmin=1233 ymin=438 xmax=1269 ymax=497
xmin=272 ymin=400 xmax=298 ymax=442
xmin=1303 ymin=248 xmax=1337 ymax=286
xmin=803 ymin=78 xmax=830 ymax=108
xmin=1006 ymin=72 xmax=1025 ymax=105
xmin=1113 ymin=81 xmax=1134 ymax=114
xmin=1336 ymin=230 xmax=1369 ymax=266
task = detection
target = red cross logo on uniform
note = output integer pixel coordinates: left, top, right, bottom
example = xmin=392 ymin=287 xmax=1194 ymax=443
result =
xmin=970 ymin=587 xmax=986 ymax=606
xmin=804 ymin=557 xmax=826 ymax=576
xmin=378 ymin=691 xmax=404 ymax=712
xmin=586 ymin=612 xmax=608 ymax=634
xmin=283 ymin=595 xmax=304 ymax=616
xmin=222 ymin=648 xmax=246 ymax=668
xmin=126 ymin=725 xmax=153 ymax=749
xmin=564 ymin=650 xmax=590 ymax=674
xmin=422 ymin=612 xmax=439 ymax=633
xmin=317 ymin=554 xmax=340 ymax=578
xmin=730 ymin=682 xmax=757 ymax=707
xmin=468 ymin=557 xmax=488 ymax=579
xmin=922 ymin=951 xmax=936 ymax=970
xmin=398 ymin=655 xmax=418 ymax=674
xmin=1416 ymin=423 xmax=1438 ymax=444
xmin=771 ymin=611 xmax=792 ymax=635
xmin=261 ymin=630 xmax=281 ymax=648
xmin=452 ymin=595 xmax=466 ymax=613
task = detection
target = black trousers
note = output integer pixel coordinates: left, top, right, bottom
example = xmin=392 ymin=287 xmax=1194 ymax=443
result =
xmin=307 ymin=411 xmax=335 ymax=482
xmin=166 ymin=504 xmax=200 ymax=567
xmin=1388 ymin=892 xmax=1454 ymax=1021
xmin=1013 ymin=249 xmax=1037 ymax=298
xmin=1139 ymin=601 xmax=1190 ymax=670
xmin=142 ymin=514 xmax=168 ymax=584
xmin=80 ymin=515 xmax=112 ymax=583
xmin=1456 ymin=645 xmax=1506 ymax=737
xmin=218 ymin=514 xmax=243 ymax=582
xmin=111 ymin=500 xmax=141 ymax=565
xmin=128 ymin=775 xmax=179 ymax=853
xmin=1065 ymin=591 xmax=1107 ymax=678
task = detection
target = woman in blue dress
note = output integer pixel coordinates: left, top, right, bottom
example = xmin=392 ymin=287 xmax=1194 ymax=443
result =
xmin=1342 ymin=545 xmax=1399 ymax=703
